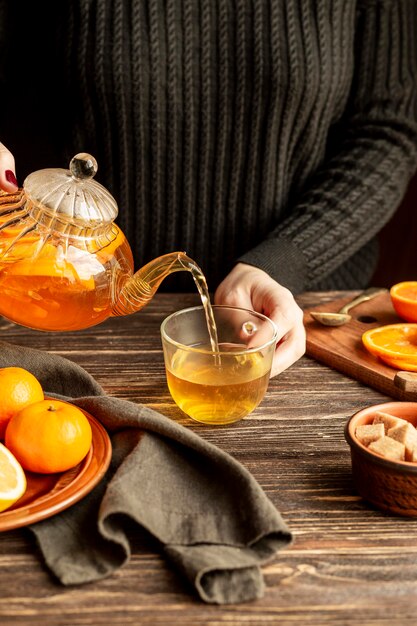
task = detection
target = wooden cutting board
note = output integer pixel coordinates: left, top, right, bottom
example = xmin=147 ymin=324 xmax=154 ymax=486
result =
xmin=304 ymin=291 xmax=417 ymax=401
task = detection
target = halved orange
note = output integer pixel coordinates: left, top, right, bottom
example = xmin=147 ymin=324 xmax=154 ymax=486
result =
xmin=362 ymin=323 xmax=417 ymax=371
xmin=390 ymin=281 xmax=417 ymax=323
xmin=0 ymin=442 xmax=27 ymax=512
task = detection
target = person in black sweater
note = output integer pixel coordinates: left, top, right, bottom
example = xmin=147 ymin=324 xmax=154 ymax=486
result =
xmin=0 ymin=0 xmax=416 ymax=376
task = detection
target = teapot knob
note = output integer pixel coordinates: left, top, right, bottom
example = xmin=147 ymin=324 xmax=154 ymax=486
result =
xmin=69 ymin=153 xmax=98 ymax=181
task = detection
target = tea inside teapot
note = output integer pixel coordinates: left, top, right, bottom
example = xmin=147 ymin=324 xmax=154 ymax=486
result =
xmin=0 ymin=154 xmax=216 ymax=338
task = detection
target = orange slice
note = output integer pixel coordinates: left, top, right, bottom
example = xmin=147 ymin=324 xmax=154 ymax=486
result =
xmin=362 ymin=323 xmax=417 ymax=371
xmin=0 ymin=442 xmax=26 ymax=513
xmin=6 ymin=258 xmax=96 ymax=291
xmin=5 ymin=242 xmax=96 ymax=290
xmin=93 ymin=225 xmax=126 ymax=258
xmin=390 ymin=281 xmax=417 ymax=323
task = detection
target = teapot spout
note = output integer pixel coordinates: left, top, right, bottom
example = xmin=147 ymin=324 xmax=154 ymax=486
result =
xmin=112 ymin=251 xmax=197 ymax=316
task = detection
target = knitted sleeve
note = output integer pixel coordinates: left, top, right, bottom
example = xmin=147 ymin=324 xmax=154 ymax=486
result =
xmin=239 ymin=0 xmax=417 ymax=293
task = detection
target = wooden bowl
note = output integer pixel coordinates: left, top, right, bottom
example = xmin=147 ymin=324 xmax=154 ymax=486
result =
xmin=345 ymin=401 xmax=417 ymax=517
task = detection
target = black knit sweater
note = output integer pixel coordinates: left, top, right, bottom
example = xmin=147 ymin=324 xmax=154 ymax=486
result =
xmin=1 ymin=0 xmax=417 ymax=293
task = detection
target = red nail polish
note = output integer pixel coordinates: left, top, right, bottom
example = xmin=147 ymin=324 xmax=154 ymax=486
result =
xmin=5 ymin=170 xmax=18 ymax=187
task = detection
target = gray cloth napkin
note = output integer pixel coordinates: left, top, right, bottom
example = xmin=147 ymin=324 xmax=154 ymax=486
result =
xmin=0 ymin=340 xmax=292 ymax=604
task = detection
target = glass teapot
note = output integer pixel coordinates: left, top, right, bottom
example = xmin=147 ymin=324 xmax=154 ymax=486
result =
xmin=0 ymin=153 xmax=202 ymax=331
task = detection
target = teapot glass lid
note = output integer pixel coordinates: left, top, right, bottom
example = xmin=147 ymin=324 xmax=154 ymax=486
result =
xmin=23 ymin=153 xmax=118 ymax=225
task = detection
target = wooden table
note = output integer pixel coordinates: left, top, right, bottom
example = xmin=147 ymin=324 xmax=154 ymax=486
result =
xmin=1 ymin=292 xmax=417 ymax=625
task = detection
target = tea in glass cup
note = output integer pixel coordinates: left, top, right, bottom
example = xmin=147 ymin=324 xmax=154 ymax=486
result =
xmin=160 ymin=305 xmax=278 ymax=425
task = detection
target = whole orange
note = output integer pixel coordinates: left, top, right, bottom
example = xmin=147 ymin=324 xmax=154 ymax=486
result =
xmin=5 ymin=399 xmax=93 ymax=474
xmin=0 ymin=367 xmax=44 ymax=439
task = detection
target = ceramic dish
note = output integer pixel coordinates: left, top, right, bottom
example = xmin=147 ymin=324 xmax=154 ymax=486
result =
xmin=345 ymin=401 xmax=417 ymax=517
xmin=0 ymin=405 xmax=111 ymax=531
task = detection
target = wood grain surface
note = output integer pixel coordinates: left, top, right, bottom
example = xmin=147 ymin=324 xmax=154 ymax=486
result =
xmin=1 ymin=292 xmax=417 ymax=625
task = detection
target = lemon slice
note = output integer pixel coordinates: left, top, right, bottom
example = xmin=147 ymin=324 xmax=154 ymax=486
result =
xmin=0 ymin=442 xmax=27 ymax=513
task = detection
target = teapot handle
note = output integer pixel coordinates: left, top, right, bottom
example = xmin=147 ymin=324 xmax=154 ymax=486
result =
xmin=0 ymin=188 xmax=26 ymax=235
xmin=0 ymin=188 xmax=25 ymax=212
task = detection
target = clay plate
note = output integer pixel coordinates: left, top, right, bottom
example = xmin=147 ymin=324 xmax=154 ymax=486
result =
xmin=0 ymin=403 xmax=112 ymax=531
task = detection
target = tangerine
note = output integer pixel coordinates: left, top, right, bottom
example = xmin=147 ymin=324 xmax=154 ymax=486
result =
xmin=390 ymin=281 xmax=417 ymax=323
xmin=5 ymin=399 xmax=93 ymax=474
xmin=0 ymin=367 xmax=44 ymax=439
xmin=362 ymin=323 xmax=417 ymax=371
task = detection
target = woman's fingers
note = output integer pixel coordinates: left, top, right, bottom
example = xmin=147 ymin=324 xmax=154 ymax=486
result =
xmin=269 ymin=322 xmax=306 ymax=377
xmin=0 ymin=143 xmax=18 ymax=192
xmin=265 ymin=296 xmax=306 ymax=377
xmin=214 ymin=263 xmax=306 ymax=377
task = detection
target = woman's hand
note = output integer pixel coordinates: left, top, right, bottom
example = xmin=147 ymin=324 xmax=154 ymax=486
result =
xmin=214 ymin=263 xmax=306 ymax=377
xmin=0 ymin=143 xmax=18 ymax=192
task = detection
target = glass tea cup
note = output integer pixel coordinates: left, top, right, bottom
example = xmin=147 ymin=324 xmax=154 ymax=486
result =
xmin=160 ymin=305 xmax=278 ymax=425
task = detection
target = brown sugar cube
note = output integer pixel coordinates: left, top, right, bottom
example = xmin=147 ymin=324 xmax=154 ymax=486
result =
xmin=355 ymin=423 xmax=385 ymax=446
xmin=388 ymin=422 xmax=417 ymax=461
xmin=372 ymin=411 xmax=408 ymax=434
xmin=368 ymin=436 xmax=406 ymax=461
